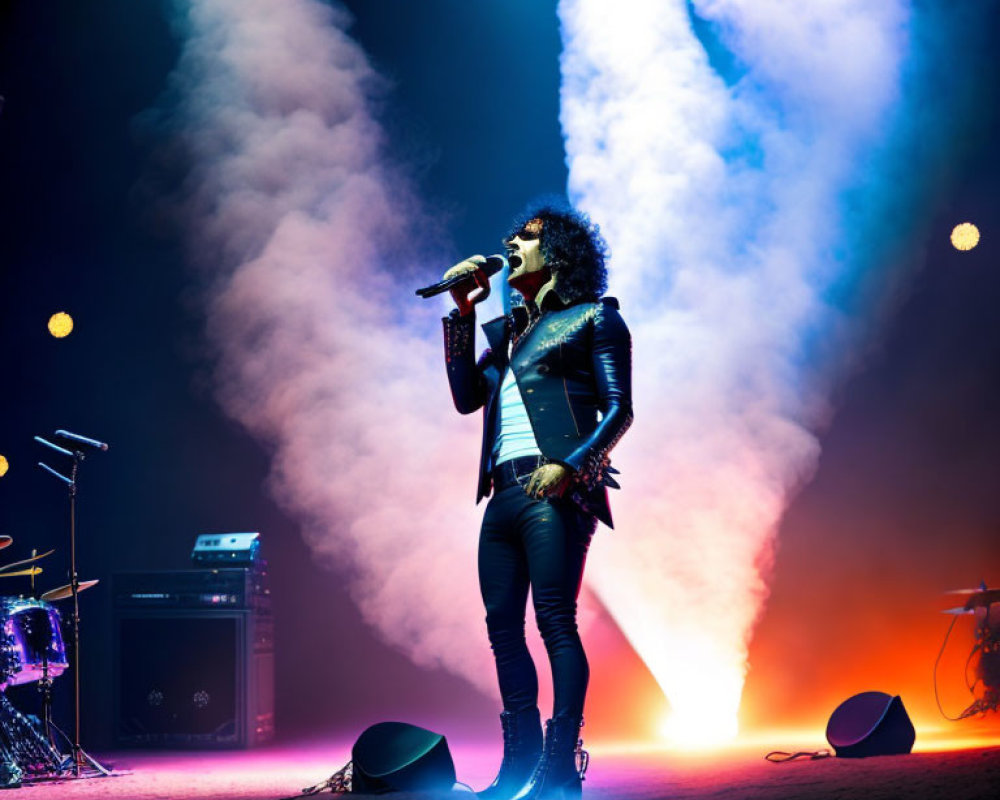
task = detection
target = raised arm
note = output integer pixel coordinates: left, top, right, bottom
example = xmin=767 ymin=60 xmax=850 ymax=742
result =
xmin=441 ymin=256 xmax=494 ymax=414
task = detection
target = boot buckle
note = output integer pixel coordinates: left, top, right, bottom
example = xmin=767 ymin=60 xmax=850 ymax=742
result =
xmin=575 ymin=739 xmax=589 ymax=780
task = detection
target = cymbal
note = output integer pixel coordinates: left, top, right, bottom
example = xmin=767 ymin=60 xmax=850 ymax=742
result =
xmin=0 ymin=536 xmax=11 ymax=550
xmin=942 ymin=586 xmax=1000 ymax=611
xmin=963 ymin=590 xmax=1000 ymax=609
xmin=941 ymin=606 xmax=975 ymax=615
xmin=41 ymin=579 xmax=98 ymax=602
xmin=0 ymin=549 xmax=54 ymax=574
xmin=0 ymin=567 xmax=42 ymax=578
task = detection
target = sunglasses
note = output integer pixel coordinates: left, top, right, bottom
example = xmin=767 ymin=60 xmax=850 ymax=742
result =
xmin=508 ymin=218 xmax=544 ymax=243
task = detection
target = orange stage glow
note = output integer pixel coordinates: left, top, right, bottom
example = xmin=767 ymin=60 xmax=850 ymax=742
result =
xmin=591 ymin=726 xmax=1000 ymax=757
xmin=576 ymin=560 xmax=1000 ymax=751
xmin=0 ymin=455 xmax=8 ymax=477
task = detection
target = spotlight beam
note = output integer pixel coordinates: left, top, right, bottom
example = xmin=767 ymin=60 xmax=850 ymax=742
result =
xmin=558 ymin=0 xmax=936 ymax=744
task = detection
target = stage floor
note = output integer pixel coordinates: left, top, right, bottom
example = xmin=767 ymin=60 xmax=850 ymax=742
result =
xmin=11 ymin=737 xmax=1000 ymax=799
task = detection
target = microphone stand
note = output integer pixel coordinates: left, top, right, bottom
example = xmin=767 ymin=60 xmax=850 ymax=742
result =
xmin=36 ymin=440 xmax=111 ymax=778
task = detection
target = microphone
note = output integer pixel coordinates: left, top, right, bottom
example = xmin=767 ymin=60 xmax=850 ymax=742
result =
xmin=416 ymin=254 xmax=520 ymax=299
xmin=38 ymin=462 xmax=73 ymax=486
xmin=53 ymin=429 xmax=109 ymax=452
xmin=34 ymin=436 xmax=75 ymax=458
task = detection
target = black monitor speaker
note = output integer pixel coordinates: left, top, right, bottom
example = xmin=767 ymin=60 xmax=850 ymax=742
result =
xmin=351 ymin=722 xmax=457 ymax=793
xmin=825 ymin=691 xmax=915 ymax=758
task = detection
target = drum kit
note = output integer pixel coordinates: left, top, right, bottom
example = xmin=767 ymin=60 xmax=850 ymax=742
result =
xmin=0 ymin=429 xmax=115 ymax=787
xmin=936 ymin=581 xmax=1000 ymax=720
xmin=0 ymin=541 xmax=101 ymax=786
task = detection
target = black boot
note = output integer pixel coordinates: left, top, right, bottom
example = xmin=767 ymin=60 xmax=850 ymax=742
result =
xmin=477 ymin=707 xmax=544 ymax=800
xmin=511 ymin=716 xmax=588 ymax=800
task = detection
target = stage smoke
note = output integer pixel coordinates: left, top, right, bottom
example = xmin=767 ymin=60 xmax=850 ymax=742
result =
xmin=153 ymin=0 xmax=987 ymax=744
xmin=558 ymin=0 xmax=977 ymax=744
xmin=158 ymin=0 xmax=494 ymax=693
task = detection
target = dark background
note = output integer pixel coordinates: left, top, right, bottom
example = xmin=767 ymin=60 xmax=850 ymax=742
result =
xmin=0 ymin=0 xmax=998 ymax=748
xmin=0 ymin=0 xmax=567 ymax=747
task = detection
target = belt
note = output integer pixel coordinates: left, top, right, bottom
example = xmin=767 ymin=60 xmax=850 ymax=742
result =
xmin=491 ymin=455 xmax=546 ymax=493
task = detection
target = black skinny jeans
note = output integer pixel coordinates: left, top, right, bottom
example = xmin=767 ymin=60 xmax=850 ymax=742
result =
xmin=478 ymin=481 xmax=597 ymax=721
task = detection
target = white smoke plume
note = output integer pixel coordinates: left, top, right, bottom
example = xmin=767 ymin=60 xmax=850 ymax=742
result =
xmin=163 ymin=0 xmax=496 ymax=694
xmin=559 ymin=0 xmax=917 ymax=741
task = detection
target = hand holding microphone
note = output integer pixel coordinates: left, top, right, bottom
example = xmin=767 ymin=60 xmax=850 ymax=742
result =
xmin=415 ymin=253 xmax=521 ymax=316
xmin=444 ymin=256 xmax=493 ymax=316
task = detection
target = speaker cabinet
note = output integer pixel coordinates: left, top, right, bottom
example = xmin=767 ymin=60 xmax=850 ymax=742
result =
xmin=825 ymin=691 xmax=915 ymax=758
xmin=113 ymin=609 xmax=273 ymax=748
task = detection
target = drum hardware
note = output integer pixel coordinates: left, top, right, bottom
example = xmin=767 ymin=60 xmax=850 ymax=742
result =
xmin=37 ymin=672 xmax=58 ymax=753
xmin=34 ymin=430 xmax=112 ymax=778
xmin=40 ymin=580 xmax=98 ymax=603
xmin=35 ymin=625 xmax=68 ymax=764
xmin=935 ymin=581 xmax=1000 ymax=720
xmin=0 ymin=692 xmax=63 ymax=786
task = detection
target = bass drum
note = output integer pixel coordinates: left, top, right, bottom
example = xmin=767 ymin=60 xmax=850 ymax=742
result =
xmin=0 ymin=598 xmax=68 ymax=689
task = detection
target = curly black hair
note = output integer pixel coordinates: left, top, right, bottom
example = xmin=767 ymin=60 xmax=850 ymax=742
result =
xmin=504 ymin=198 xmax=609 ymax=304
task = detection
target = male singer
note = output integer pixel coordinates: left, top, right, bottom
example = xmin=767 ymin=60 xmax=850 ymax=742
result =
xmin=440 ymin=201 xmax=633 ymax=800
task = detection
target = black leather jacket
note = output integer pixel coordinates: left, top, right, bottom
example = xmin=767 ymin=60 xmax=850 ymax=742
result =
xmin=443 ymin=292 xmax=633 ymax=527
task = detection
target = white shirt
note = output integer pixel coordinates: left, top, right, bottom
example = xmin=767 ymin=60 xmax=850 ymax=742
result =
xmin=492 ymin=367 xmax=542 ymax=465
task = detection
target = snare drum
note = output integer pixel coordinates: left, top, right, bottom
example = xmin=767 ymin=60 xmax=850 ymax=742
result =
xmin=0 ymin=598 xmax=68 ymax=689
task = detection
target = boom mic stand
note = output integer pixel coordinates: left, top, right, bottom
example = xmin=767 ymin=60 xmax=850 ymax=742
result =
xmin=35 ymin=431 xmax=111 ymax=778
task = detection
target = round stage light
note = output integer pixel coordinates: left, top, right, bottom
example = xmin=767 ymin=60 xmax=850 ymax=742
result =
xmin=48 ymin=311 xmax=74 ymax=338
xmin=950 ymin=222 xmax=980 ymax=251
xmin=0 ymin=455 xmax=8 ymax=477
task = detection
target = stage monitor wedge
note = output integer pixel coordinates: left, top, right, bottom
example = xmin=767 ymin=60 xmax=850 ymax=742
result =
xmin=826 ymin=691 xmax=915 ymax=758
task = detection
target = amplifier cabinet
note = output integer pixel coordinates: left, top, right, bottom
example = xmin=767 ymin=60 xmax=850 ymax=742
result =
xmin=113 ymin=567 xmax=271 ymax=613
xmin=112 ymin=607 xmax=274 ymax=748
